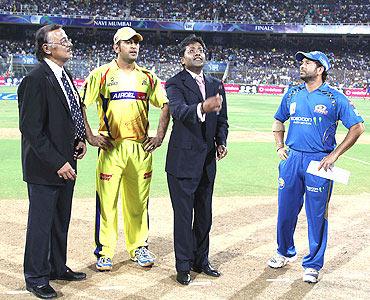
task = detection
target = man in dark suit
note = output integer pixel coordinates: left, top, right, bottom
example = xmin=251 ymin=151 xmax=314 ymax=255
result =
xmin=18 ymin=24 xmax=87 ymax=299
xmin=165 ymin=35 xmax=228 ymax=285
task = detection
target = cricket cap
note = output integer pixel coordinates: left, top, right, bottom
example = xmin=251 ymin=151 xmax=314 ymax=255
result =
xmin=113 ymin=27 xmax=143 ymax=44
xmin=295 ymin=51 xmax=331 ymax=71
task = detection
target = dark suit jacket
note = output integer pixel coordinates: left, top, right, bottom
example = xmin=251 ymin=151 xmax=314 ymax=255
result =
xmin=18 ymin=61 xmax=83 ymax=185
xmin=165 ymin=69 xmax=228 ymax=179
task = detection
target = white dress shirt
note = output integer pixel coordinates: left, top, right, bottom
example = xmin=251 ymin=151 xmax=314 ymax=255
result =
xmin=44 ymin=58 xmax=80 ymax=109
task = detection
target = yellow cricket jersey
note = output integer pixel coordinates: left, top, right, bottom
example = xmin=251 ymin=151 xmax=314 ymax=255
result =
xmin=82 ymin=60 xmax=168 ymax=141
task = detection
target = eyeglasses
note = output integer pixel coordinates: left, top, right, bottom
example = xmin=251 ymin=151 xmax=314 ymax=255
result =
xmin=46 ymin=38 xmax=73 ymax=47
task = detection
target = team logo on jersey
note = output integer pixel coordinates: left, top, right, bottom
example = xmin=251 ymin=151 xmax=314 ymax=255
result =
xmin=278 ymin=177 xmax=285 ymax=189
xmin=144 ymin=171 xmax=152 ymax=179
xmin=107 ymin=77 xmax=118 ymax=87
xmin=142 ymin=79 xmax=148 ymax=86
xmin=289 ymin=102 xmax=296 ymax=115
xmin=314 ymin=104 xmax=328 ymax=115
xmin=100 ymin=173 xmax=113 ymax=181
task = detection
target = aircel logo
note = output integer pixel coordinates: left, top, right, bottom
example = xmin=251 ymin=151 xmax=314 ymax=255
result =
xmin=110 ymin=91 xmax=147 ymax=101
xmin=111 ymin=91 xmax=135 ymax=100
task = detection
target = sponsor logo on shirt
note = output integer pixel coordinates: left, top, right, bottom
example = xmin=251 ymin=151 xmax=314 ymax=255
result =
xmin=314 ymin=104 xmax=328 ymax=115
xmin=306 ymin=185 xmax=325 ymax=193
xmin=110 ymin=91 xmax=147 ymax=101
xmin=289 ymin=102 xmax=296 ymax=115
xmin=278 ymin=177 xmax=285 ymax=189
xmin=107 ymin=77 xmax=118 ymax=86
xmin=100 ymin=173 xmax=113 ymax=181
xmin=291 ymin=116 xmax=312 ymax=125
xmin=313 ymin=116 xmax=323 ymax=125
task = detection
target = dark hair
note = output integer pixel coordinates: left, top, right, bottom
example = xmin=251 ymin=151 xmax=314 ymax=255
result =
xmin=314 ymin=60 xmax=328 ymax=82
xmin=179 ymin=34 xmax=206 ymax=57
xmin=35 ymin=24 xmax=62 ymax=61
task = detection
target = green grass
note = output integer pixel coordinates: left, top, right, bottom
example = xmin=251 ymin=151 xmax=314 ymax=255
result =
xmin=1 ymin=92 xmax=370 ymax=199
xmin=0 ymin=86 xmax=17 ymax=93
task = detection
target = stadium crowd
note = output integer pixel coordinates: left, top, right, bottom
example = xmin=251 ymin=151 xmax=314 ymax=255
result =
xmin=0 ymin=0 xmax=369 ymax=24
xmin=0 ymin=26 xmax=368 ymax=88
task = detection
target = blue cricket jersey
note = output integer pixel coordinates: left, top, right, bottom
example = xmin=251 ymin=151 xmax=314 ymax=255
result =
xmin=275 ymin=83 xmax=363 ymax=153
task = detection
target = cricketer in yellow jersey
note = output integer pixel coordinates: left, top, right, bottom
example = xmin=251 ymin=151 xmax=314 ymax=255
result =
xmin=81 ymin=27 xmax=170 ymax=271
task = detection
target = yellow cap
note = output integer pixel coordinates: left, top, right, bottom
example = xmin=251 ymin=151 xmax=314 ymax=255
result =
xmin=113 ymin=27 xmax=143 ymax=44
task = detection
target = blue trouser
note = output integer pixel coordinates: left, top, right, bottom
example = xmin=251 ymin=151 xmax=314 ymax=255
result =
xmin=276 ymin=149 xmax=333 ymax=270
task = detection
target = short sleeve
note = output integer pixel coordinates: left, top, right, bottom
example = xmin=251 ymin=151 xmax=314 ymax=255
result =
xmin=274 ymin=89 xmax=291 ymax=122
xmin=148 ymin=73 xmax=168 ymax=109
xmin=80 ymin=70 xmax=101 ymax=108
xmin=336 ymin=93 xmax=364 ymax=129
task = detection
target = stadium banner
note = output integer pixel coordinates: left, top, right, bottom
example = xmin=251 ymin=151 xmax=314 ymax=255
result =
xmin=12 ymin=54 xmax=38 ymax=65
xmin=0 ymin=76 xmax=22 ymax=86
xmin=0 ymin=13 xmax=303 ymax=33
xmin=343 ymin=88 xmax=369 ymax=98
xmin=0 ymin=93 xmax=17 ymax=100
xmin=257 ymin=85 xmax=286 ymax=95
xmin=204 ymin=62 xmax=227 ymax=73
xmin=238 ymin=84 xmax=258 ymax=94
xmin=74 ymin=79 xmax=85 ymax=88
xmin=303 ymin=25 xmax=370 ymax=35
xmin=224 ymin=84 xmax=240 ymax=93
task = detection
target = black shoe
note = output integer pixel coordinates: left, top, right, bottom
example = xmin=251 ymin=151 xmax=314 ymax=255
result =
xmin=176 ymin=271 xmax=191 ymax=285
xmin=192 ymin=264 xmax=221 ymax=277
xmin=50 ymin=267 xmax=86 ymax=281
xmin=26 ymin=284 xmax=57 ymax=299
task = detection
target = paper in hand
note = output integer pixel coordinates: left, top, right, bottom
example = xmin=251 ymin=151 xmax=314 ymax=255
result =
xmin=306 ymin=160 xmax=350 ymax=185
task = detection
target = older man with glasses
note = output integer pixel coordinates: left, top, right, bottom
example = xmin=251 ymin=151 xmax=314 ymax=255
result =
xmin=18 ymin=24 xmax=87 ymax=299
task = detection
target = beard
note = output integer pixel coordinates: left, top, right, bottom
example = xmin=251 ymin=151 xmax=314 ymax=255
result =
xmin=300 ymin=72 xmax=318 ymax=83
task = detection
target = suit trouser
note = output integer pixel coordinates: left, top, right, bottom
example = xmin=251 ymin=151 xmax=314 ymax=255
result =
xmin=94 ymin=139 xmax=152 ymax=259
xmin=167 ymin=171 xmax=215 ymax=272
xmin=276 ymin=149 xmax=333 ymax=270
xmin=24 ymin=181 xmax=74 ymax=287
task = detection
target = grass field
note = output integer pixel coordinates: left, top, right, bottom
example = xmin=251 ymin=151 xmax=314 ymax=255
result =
xmin=1 ymin=89 xmax=369 ymax=199
xmin=2 ymin=88 xmax=370 ymax=299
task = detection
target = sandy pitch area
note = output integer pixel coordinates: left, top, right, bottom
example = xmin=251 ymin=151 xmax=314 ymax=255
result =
xmin=1 ymin=193 xmax=370 ymax=299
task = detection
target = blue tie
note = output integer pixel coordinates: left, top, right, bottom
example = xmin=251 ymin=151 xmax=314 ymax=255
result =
xmin=61 ymin=71 xmax=85 ymax=140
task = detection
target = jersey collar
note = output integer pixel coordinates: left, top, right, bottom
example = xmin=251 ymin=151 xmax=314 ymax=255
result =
xmin=111 ymin=59 xmax=139 ymax=71
xmin=304 ymin=82 xmax=328 ymax=93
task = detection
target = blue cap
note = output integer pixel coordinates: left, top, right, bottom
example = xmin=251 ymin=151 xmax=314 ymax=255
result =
xmin=295 ymin=51 xmax=331 ymax=71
